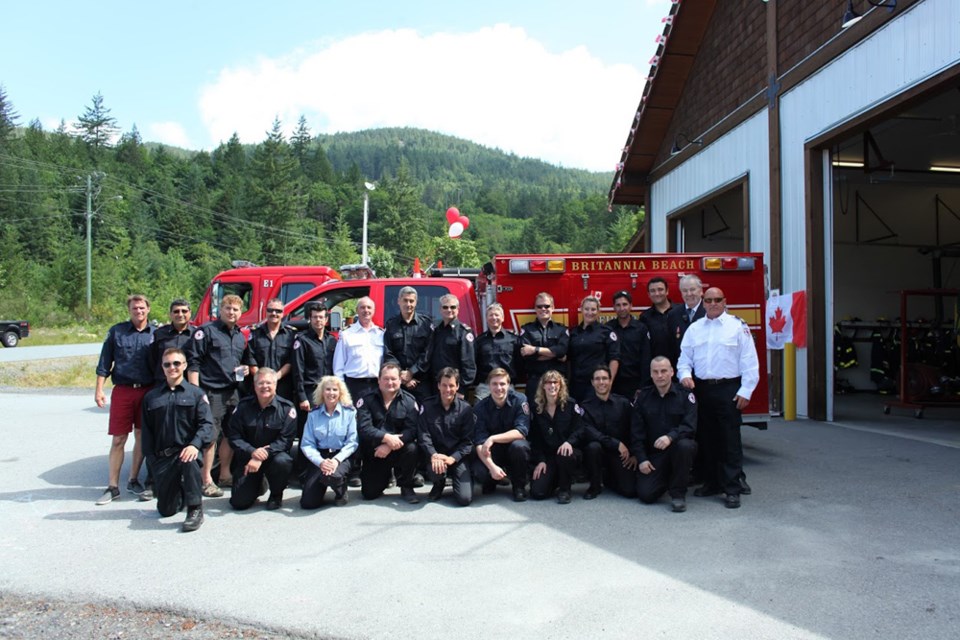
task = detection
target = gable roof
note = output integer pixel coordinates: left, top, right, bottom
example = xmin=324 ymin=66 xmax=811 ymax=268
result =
xmin=609 ymin=0 xmax=717 ymax=207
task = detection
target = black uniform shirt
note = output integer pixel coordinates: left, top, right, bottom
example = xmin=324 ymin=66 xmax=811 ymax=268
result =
xmin=630 ymin=382 xmax=697 ymax=464
xmin=383 ymin=312 xmax=434 ymax=379
xmin=640 ymin=304 xmax=674 ymax=360
xmin=428 ymin=319 xmax=477 ymax=386
xmin=185 ymin=320 xmax=253 ymax=391
xmin=418 ymin=396 xmax=475 ymax=461
xmin=150 ymin=324 xmax=193 ymax=384
xmin=475 ymin=328 xmax=522 ymax=382
xmin=140 ymin=381 xmax=214 ymax=464
xmin=568 ymin=322 xmax=620 ymax=381
xmin=248 ymin=323 xmax=296 ymax=371
xmin=580 ymin=393 xmax=633 ymax=451
xmin=519 ymin=320 xmax=569 ymax=377
xmin=96 ymin=321 xmax=155 ymax=386
xmin=473 ymin=389 xmax=530 ymax=443
xmin=530 ymin=401 xmax=585 ymax=464
xmin=355 ymin=389 xmax=419 ymax=449
xmin=605 ymin=317 xmax=651 ymax=384
xmin=291 ymin=330 xmax=337 ymax=404
xmin=228 ymin=393 xmax=296 ymax=457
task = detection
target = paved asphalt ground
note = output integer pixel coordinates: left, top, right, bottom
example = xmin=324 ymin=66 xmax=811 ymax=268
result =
xmin=0 ymin=390 xmax=957 ymax=639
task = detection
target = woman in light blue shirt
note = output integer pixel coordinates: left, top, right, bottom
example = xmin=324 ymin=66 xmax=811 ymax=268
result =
xmin=300 ymin=376 xmax=358 ymax=509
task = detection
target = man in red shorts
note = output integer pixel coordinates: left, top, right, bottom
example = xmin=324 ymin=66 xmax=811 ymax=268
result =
xmin=94 ymin=294 xmax=156 ymax=505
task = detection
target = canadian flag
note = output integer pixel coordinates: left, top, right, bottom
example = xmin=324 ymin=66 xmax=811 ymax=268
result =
xmin=766 ymin=291 xmax=807 ymax=350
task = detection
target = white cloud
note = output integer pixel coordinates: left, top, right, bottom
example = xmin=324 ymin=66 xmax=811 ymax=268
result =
xmin=146 ymin=121 xmax=192 ymax=149
xmin=198 ymin=25 xmax=644 ymax=171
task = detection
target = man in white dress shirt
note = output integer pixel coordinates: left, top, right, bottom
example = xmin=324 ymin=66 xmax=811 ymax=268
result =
xmin=677 ymin=287 xmax=759 ymax=509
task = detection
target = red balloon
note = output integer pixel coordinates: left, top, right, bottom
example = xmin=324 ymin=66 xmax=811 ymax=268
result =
xmin=445 ymin=207 xmax=460 ymax=225
xmin=456 ymin=215 xmax=470 ymax=230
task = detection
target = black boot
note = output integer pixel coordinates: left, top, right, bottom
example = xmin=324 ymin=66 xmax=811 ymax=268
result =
xmin=182 ymin=505 xmax=204 ymax=532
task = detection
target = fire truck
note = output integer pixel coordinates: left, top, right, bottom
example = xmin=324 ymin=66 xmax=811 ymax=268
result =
xmin=279 ymin=252 xmax=769 ymax=425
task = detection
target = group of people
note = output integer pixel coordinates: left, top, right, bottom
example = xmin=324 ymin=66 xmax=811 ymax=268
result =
xmin=94 ymin=277 xmax=759 ymax=532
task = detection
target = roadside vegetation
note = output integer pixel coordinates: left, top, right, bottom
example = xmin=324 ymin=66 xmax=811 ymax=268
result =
xmin=0 ymin=355 xmax=98 ymax=389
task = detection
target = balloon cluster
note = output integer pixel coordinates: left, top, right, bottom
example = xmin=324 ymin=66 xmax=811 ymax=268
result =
xmin=445 ymin=207 xmax=470 ymax=239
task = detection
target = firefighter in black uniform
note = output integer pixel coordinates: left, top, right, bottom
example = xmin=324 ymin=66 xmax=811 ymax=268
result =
xmin=474 ymin=302 xmax=522 ymax=400
xmin=292 ymin=302 xmax=337 ymax=430
xmin=356 ymin=362 xmax=421 ymax=504
xmin=427 ymin=293 xmax=476 ymax=388
xmin=418 ymin=367 xmax=476 ymax=506
xmin=632 ymin=356 xmax=698 ymax=512
xmin=141 ymin=347 xmax=214 ymax=532
xmin=227 ymin=368 xmax=296 ymax=510
xmin=529 ymin=370 xmax=587 ymax=504
xmin=606 ymin=290 xmax=652 ymax=400
xmin=472 ymin=368 xmax=532 ymax=501
xmin=247 ymin=297 xmax=296 ymax=403
xmin=519 ymin=292 xmax=569 ymax=404
xmin=185 ymin=293 xmax=254 ymax=496
xmin=150 ymin=298 xmax=194 ymax=384
xmin=639 ymin=277 xmax=675 ymax=361
xmin=580 ymin=365 xmax=637 ymax=499
xmin=568 ymin=295 xmax=620 ymax=402
xmin=383 ymin=286 xmax=434 ymax=404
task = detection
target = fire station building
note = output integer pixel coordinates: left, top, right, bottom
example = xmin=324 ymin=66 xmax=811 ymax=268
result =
xmin=611 ymin=0 xmax=960 ymax=420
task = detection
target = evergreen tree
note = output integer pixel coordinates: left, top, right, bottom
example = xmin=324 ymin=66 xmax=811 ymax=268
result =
xmin=75 ymin=92 xmax=119 ymax=153
xmin=0 ymin=85 xmax=20 ymax=146
xmin=249 ymin=117 xmax=307 ymax=261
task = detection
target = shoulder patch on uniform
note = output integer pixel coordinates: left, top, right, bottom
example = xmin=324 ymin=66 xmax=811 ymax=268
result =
xmin=609 ymin=331 xmax=618 ymax=341
xmin=688 ymin=393 xmax=696 ymax=404
xmin=522 ymin=401 xmax=530 ymax=415
xmin=418 ymin=404 xmax=424 ymax=415
xmin=202 ymin=394 xmax=209 ymax=405
xmin=194 ymin=329 xmax=204 ymax=340
xmin=356 ymin=397 xmax=364 ymax=408
xmin=293 ymin=339 xmax=301 ymax=350
xmin=565 ymin=329 xmax=570 ymax=336
xmin=288 ymin=407 xmax=297 ymax=419
xmin=413 ymin=400 xmax=420 ymax=412
xmin=743 ymin=326 xmax=752 ymax=337
xmin=465 ymin=332 xmax=474 ymax=343
xmin=574 ymin=403 xmax=584 ymax=415
xmin=430 ymin=323 xmax=436 ymax=331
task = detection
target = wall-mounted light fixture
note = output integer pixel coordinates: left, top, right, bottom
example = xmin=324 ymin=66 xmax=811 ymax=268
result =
xmin=930 ymin=165 xmax=960 ymax=173
xmin=670 ymin=133 xmax=704 ymax=156
xmin=842 ymin=0 xmax=897 ymax=29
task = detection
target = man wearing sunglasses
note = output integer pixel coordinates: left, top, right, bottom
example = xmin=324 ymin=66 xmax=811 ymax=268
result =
xmin=519 ymin=292 xmax=569 ymax=404
xmin=677 ymin=287 xmax=759 ymax=509
xmin=247 ymin=298 xmax=296 ymax=403
xmin=426 ymin=293 xmax=476 ymax=390
xmin=141 ymin=348 xmax=213 ymax=532
xmin=150 ymin=299 xmax=194 ymax=384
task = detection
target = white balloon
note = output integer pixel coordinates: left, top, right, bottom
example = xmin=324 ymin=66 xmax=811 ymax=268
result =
xmin=448 ymin=222 xmax=464 ymax=238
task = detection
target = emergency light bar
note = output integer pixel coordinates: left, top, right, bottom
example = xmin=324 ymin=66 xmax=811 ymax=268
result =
xmin=702 ymin=257 xmax=756 ymax=271
xmin=509 ymin=258 xmax=566 ymax=274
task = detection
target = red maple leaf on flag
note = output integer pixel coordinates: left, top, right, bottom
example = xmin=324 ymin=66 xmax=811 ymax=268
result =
xmin=769 ymin=307 xmax=787 ymax=334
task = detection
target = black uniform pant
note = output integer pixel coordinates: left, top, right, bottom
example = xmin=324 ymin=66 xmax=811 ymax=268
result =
xmin=229 ymin=452 xmax=294 ymax=510
xmin=472 ymin=440 xmax=531 ymax=489
xmin=694 ymin=378 xmax=744 ymax=496
xmin=531 ymin=450 xmax=581 ymax=499
xmin=300 ymin=458 xmax=352 ymax=509
xmin=426 ymin=456 xmax=473 ymax=506
xmin=361 ymin=441 xmax=418 ymax=499
xmin=583 ymin=441 xmax=637 ymax=497
xmin=636 ymin=438 xmax=697 ymax=502
xmin=151 ymin=454 xmax=203 ymax=517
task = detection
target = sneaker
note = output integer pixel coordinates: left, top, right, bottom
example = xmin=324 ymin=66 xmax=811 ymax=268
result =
xmin=671 ymin=497 xmax=687 ymax=513
xmin=138 ymin=487 xmax=155 ymax=502
xmin=95 ymin=486 xmax=120 ymax=505
xmin=126 ymin=479 xmax=145 ymax=495
xmin=202 ymin=482 xmax=224 ymax=498
xmin=182 ymin=505 xmax=204 ymax=532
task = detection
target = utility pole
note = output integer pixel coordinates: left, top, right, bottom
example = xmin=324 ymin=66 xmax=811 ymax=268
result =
xmin=86 ymin=174 xmax=93 ymax=310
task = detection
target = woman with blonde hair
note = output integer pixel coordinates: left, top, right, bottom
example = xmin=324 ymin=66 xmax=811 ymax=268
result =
xmin=300 ymin=376 xmax=357 ymax=509
xmin=567 ymin=295 xmax=620 ymax=402
xmin=530 ymin=370 xmax=586 ymax=504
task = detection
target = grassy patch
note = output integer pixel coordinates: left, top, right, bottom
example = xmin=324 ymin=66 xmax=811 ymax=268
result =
xmin=21 ymin=325 xmax=107 ymax=347
xmin=0 ymin=356 xmax=100 ymax=389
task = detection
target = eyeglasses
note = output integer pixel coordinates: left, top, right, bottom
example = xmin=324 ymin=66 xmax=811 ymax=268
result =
xmin=171 ymin=309 xmax=190 ymax=314
xmin=703 ymin=297 xmax=725 ymax=303
xmin=542 ymin=380 xmax=559 ymax=386
xmin=162 ymin=361 xmax=184 ymax=369
xmin=266 ymin=308 xmax=283 ymax=314
xmin=441 ymin=305 xmax=458 ymax=310
xmin=536 ymin=304 xmax=552 ymax=310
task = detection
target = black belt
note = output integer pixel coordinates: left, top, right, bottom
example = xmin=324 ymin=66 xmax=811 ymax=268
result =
xmin=318 ymin=448 xmax=341 ymax=457
xmin=118 ymin=383 xmax=150 ymax=389
xmin=158 ymin=446 xmax=181 ymax=458
xmin=695 ymin=377 xmax=740 ymax=385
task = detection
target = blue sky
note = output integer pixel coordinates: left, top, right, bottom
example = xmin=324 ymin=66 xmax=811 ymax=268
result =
xmin=1 ymin=1 xmax=670 ymax=171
